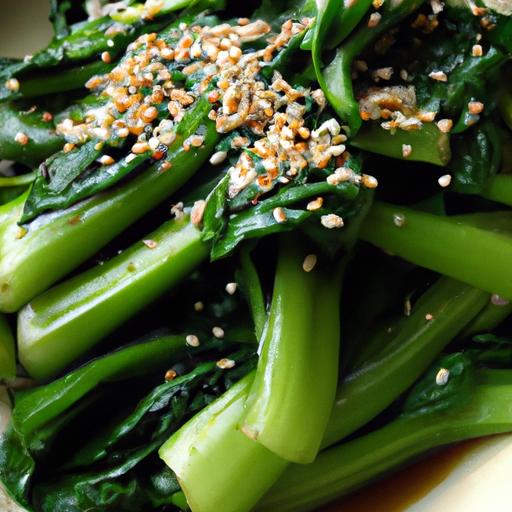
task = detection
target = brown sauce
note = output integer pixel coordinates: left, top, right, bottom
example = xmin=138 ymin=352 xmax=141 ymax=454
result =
xmin=319 ymin=437 xmax=490 ymax=512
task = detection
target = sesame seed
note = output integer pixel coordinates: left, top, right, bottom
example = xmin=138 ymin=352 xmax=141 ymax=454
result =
xmin=225 ymin=282 xmax=238 ymax=295
xmin=42 ymin=111 xmax=53 ymax=122
xmin=307 ymin=197 xmax=324 ymax=211
xmin=368 ymin=12 xmax=382 ymax=27
xmin=393 ymin=213 xmax=406 ymax=227
xmin=5 ymin=78 xmax=20 ymax=92
xmin=430 ymin=0 xmax=444 ymax=13
xmin=303 ymin=254 xmax=317 ymax=272
xmin=194 ymin=301 xmax=204 ymax=311
xmin=402 ymin=144 xmax=412 ymax=158
xmin=491 ymin=294 xmax=509 ymax=306
xmin=165 ymin=369 xmax=177 ymax=381
xmin=400 ymin=69 xmax=409 ymax=81
xmin=372 ymin=67 xmax=393 ymax=81
xmin=435 ymin=368 xmax=450 ymax=386
xmin=101 ymin=51 xmax=112 ymax=63
xmin=362 ymin=174 xmax=378 ymax=189
xmin=438 ymin=174 xmax=452 ymax=188
xmin=143 ymin=239 xmax=158 ymax=249
xmin=216 ymin=358 xmax=235 ymax=369
xmin=63 ymin=143 xmax=75 ymax=153
xmin=132 ymin=142 xmax=150 ymax=154
xmin=191 ymin=199 xmax=207 ymax=226
xmin=468 ymin=101 xmax=484 ymax=114
xmin=209 ymin=150 xmax=228 ymax=165
xmin=14 ymin=132 xmax=29 ymax=145
xmin=472 ymin=44 xmax=483 ymax=57
xmin=273 ymin=207 xmax=287 ymax=223
xmin=436 ymin=119 xmax=453 ymax=133
xmin=429 ymin=70 xmax=447 ymax=82
xmin=15 ymin=227 xmax=28 ymax=240
xmin=186 ymin=334 xmax=200 ymax=347
xmin=212 ymin=326 xmax=225 ymax=339
xmin=321 ymin=214 xmax=344 ymax=229
xmin=425 ymin=313 xmax=434 ymax=321
xmin=99 ymin=155 xmax=115 ymax=165
xmin=107 ymin=39 xmax=115 ymax=48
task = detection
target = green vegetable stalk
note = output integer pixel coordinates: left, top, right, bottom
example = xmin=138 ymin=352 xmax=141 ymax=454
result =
xmin=260 ymin=368 xmax=512 ymax=512
xmin=243 ymin=236 xmax=343 ymax=463
xmin=159 ymin=375 xmax=288 ymax=512
xmin=17 ymin=214 xmax=208 ymax=380
xmin=322 ymin=277 xmax=488 ymax=447
xmin=0 ymin=314 xmax=15 ymax=379
xmin=360 ymin=202 xmax=512 ymax=300
xmin=0 ymin=97 xmax=218 ymax=313
xmin=481 ymin=173 xmax=512 ymax=207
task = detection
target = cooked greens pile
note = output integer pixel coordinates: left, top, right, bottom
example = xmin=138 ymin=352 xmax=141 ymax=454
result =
xmin=1 ymin=0 xmax=512 ymax=510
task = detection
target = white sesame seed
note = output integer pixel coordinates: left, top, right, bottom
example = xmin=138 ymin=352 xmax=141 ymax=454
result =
xmin=321 ymin=214 xmax=344 ymax=229
xmin=212 ymin=326 xmax=225 ymax=339
xmin=99 ymin=155 xmax=115 ymax=165
xmin=362 ymin=174 xmax=378 ymax=189
xmin=438 ymin=174 xmax=452 ymax=188
xmin=402 ymin=144 xmax=412 ymax=158
xmin=107 ymin=39 xmax=115 ymax=47
xmin=216 ymin=358 xmax=235 ymax=369
xmin=429 ymin=70 xmax=448 ymax=82
xmin=472 ymin=44 xmax=483 ymax=57
xmin=368 ymin=12 xmax=382 ymax=27
xmin=400 ymin=69 xmax=409 ymax=81
xmin=191 ymin=200 xmax=207 ymax=226
xmin=436 ymin=119 xmax=453 ymax=133
xmin=225 ymin=282 xmax=238 ymax=295
xmin=430 ymin=0 xmax=444 ymax=13
xmin=435 ymin=368 xmax=450 ymax=386
xmin=186 ymin=334 xmax=200 ymax=347
xmin=491 ymin=294 xmax=509 ymax=306
xmin=393 ymin=213 xmax=406 ymax=227
xmin=302 ymin=254 xmax=317 ymax=272
xmin=307 ymin=197 xmax=324 ymax=211
xmin=5 ymin=78 xmax=20 ymax=92
xmin=209 ymin=150 xmax=228 ymax=165
xmin=14 ymin=132 xmax=29 ymax=145
xmin=425 ymin=313 xmax=434 ymax=321
xmin=273 ymin=207 xmax=287 ymax=223
xmin=143 ymin=239 xmax=158 ymax=249
xmin=194 ymin=301 xmax=204 ymax=311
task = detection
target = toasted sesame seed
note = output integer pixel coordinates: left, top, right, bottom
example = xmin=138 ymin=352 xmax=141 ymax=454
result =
xmin=435 ymin=368 xmax=450 ymax=386
xmin=14 ymin=132 xmax=29 ymax=145
xmin=165 ymin=369 xmax=177 ymax=381
xmin=321 ymin=214 xmax=344 ymax=229
xmin=5 ymin=78 xmax=20 ymax=92
xmin=468 ymin=101 xmax=484 ymax=114
xmin=307 ymin=197 xmax=324 ymax=211
xmin=191 ymin=199 xmax=207 ymax=226
xmin=99 ymin=155 xmax=115 ymax=165
xmin=362 ymin=174 xmax=378 ymax=189
xmin=430 ymin=0 xmax=444 ymax=14
xmin=372 ymin=67 xmax=393 ymax=81
xmin=194 ymin=301 xmax=204 ymax=311
xmin=402 ymin=144 xmax=412 ymax=158
xmin=273 ymin=207 xmax=287 ymax=223
xmin=436 ymin=119 xmax=453 ymax=133
xmin=101 ymin=51 xmax=112 ymax=63
xmin=63 ymin=143 xmax=75 ymax=153
xmin=368 ymin=12 xmax=382 ymax=27
xmin=225 ymin=282 xmax=238 ymax=295
xmin=425 ymin=313 xmax=434 ymax=321
xmin=143 ymin=239 xmax=158 ymax=249
xmin=186 ymin=334 xmax=200 ymax=347
xmin=42 ymin=111 xmax=53 ymax=122
xmin=132 ymin=142 xmax=150 ymax=154
xmin=472 ymin=44 xmax=483 ymax=57
xmin=303 ymin=254 xmax=317 ymax=272
xmin=429 ymin=70 xmax=447 ymax=82
xmin=209 ymin=150 xmax=228 ymax=165
xmin=212 ymin=326 xmax=225 ymax=339
xmin=216 ymin=358 xmax=235 ymax=369
xmin=393 ymin=213 xmax=406 ymax=227
xmin=438 ymin=174 xmax=452 ymax=188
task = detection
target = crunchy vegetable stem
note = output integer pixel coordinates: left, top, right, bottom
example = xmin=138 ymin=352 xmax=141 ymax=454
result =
xmin=261 ymin=370 xmax=512 ymax=512
xmin=360 ymin=202 xmax=512 ymax=299
xmin=0 ymin=97 xmax=217 ymax=313
xmin=481 ymin=174 xmax=512 ymax=206
xmin=242 ymin=237 xmax=342 ymax=463
xmin=159 ymin=374 xmax=288 ymax=512
xmin=17 ymin=215 xmax=207 ymax=379
xmin=322 ymin=277 xmax=488 ymax=447
xmin=0 ymin=314 xmax=15 ymax=379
